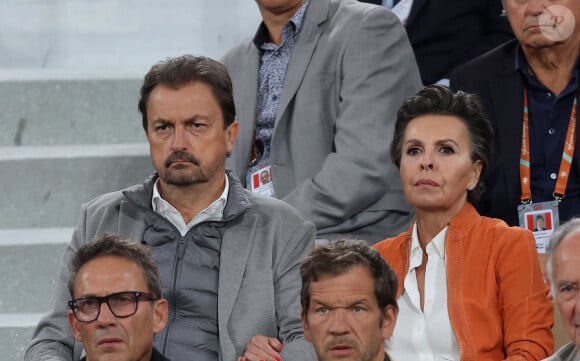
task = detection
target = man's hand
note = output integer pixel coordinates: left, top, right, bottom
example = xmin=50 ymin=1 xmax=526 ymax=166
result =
xmin=239 ymin=335 xmax=284 ymax=361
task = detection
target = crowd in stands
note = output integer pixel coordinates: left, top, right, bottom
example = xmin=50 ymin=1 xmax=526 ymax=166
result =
xmin=24 ymin=0 xmax=579 ymax=360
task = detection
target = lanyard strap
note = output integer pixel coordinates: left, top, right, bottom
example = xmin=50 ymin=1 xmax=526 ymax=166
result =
xmin=250 ymin=128 xmax=258 ymax=166
xmin=520 ymin=88 xmax=577 ymax=203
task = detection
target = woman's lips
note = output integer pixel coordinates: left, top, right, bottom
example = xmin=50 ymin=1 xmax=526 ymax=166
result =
xmin=415 ymin=179 xmax=439 ymax=186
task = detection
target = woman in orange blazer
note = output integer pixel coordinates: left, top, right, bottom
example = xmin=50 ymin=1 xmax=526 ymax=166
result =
xmin=374 ymin=86 xmax=553 ymax=360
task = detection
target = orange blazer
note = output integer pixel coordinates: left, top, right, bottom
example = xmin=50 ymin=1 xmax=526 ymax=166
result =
xmin=374 ymin=203 xmax=554 ymax=361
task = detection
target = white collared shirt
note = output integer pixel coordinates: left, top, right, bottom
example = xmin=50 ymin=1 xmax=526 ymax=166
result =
xmin=151 ymin=174 xmax=229 ymax=236
xmin=390 ymin=223 xmax=461 ymax=361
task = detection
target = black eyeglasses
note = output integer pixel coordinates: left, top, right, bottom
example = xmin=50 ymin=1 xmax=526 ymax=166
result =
xmin=68 ymin=291 xmax=159 ymax=323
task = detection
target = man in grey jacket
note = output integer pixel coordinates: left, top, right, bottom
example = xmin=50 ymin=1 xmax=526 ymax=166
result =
xmin=25 ymin=55 xmax=316 ymax=361
xmin=222 ymin=0 xmax=422 ymax=244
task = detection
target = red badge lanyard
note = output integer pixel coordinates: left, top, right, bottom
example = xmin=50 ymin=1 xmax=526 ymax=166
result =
xmin=520 ymin=88 xmax=577 ymax=203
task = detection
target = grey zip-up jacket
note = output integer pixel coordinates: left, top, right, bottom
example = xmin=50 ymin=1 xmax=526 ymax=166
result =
xmin=25 ymin=170 xmax=316 ymax=361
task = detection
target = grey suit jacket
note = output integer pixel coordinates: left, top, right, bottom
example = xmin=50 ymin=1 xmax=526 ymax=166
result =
xmin=25 ymin=171 xmax=316 ymax=361
xmin=222 ymin=0 xmax=422 ymax=243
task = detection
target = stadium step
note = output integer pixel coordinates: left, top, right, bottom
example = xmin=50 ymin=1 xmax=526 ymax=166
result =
xmin=0 ymin=228 xmax=71 ymax=361
xmin=0 ymin=77 xmax=144 ymax=147
xmin=0 ymin=144 xmax=152 ymax=228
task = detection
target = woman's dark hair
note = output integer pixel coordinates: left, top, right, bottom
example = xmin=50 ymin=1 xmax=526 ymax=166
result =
xmin=390 ymin=85 xmax=493 ymax=205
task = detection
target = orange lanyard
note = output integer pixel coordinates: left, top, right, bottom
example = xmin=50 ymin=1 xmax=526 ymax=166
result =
xmin=520 ymin=88 xmax=577 ymax=203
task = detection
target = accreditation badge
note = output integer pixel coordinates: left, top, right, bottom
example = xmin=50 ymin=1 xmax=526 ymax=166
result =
xmin=245 ymin=162 xmax=276 ymax=198
xmin=517 ymin=201 xmax=560 ymax=254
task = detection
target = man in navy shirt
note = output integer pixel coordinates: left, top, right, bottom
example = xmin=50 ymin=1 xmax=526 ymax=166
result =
xmin=450 ymin=0 xmax=579 ymax=228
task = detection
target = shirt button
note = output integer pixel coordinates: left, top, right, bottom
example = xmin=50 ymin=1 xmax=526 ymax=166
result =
xmin=548 ymin=128 xmax=555 ymax=135
xmin=546 ymin=92 xmax=552 ymax=99
xmin=550 ymin=173 xmax=557 ymax=180
xmin=272 ymin=95 xmax=278 ymax=101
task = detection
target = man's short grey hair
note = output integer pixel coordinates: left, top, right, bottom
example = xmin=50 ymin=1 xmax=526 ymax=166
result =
xmin=546 ymin=218 xmax=580 ymax=294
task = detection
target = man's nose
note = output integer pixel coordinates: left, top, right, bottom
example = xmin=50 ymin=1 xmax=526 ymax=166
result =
xmin=525 ymin=0 xmax=547 ymax=16
xmin=573 ymin=290 xmax=580 ymax=313
xmin=328 ymin=310 xmax=350 ymax=335
xmin=96 ymin=302 xmax=117 ymax=326
xmin=171 ymin=126 xmax=187 ymax=151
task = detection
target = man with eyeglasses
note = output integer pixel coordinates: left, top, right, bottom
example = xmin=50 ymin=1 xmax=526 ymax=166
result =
xmin=67 ymin=234 xmax=169 ymax=361
xmin=544 ymin=218 xmax=580 ymax=361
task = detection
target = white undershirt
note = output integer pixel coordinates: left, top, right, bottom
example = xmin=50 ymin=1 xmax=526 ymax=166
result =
xmin=390 ymin=223 xmax=461 ymax=361
xmin=151 ymin=174 xmax=229 ymax=236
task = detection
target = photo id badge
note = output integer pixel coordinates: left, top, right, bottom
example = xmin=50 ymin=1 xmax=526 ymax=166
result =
xmin=246 ymin=163 xmax=275 ymax=198
xmin=517 ymin=200 xmax=560 ymax=254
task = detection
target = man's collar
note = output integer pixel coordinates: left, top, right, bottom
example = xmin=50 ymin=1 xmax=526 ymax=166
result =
xmin=151 ymin=173 xmax=229 ymax=220
xmin=151 ymin=347 xmax=170 ymax=361
xmin=253 ymin=1 xmax=310 ymax=48
xmin=514 ymin=43 xmax=580 ymax=86
xmin=514 ymin=43 xmax=527 ymax=74
xmin=123 ymin=170 xmax=251 ymax=223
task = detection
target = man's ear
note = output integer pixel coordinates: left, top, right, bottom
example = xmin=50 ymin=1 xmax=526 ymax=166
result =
xmin=152 ymin=299 xmax=169 ymax=333
xmin=225 ymin=120 xmax=239 ymax=154
xmin=301 ymin=310 xmax=312 ymax=342
xmin=68 ymin=311 xmax=83 ymax=342
xmin=381 ymin=305 xmax=398 ymax=340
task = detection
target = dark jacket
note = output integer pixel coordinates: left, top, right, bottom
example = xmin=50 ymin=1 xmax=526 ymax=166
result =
xmin=360 ymin=0 xmax=513 ymax=84
xmin=450 ymin=40 xmax=580 ymax=226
